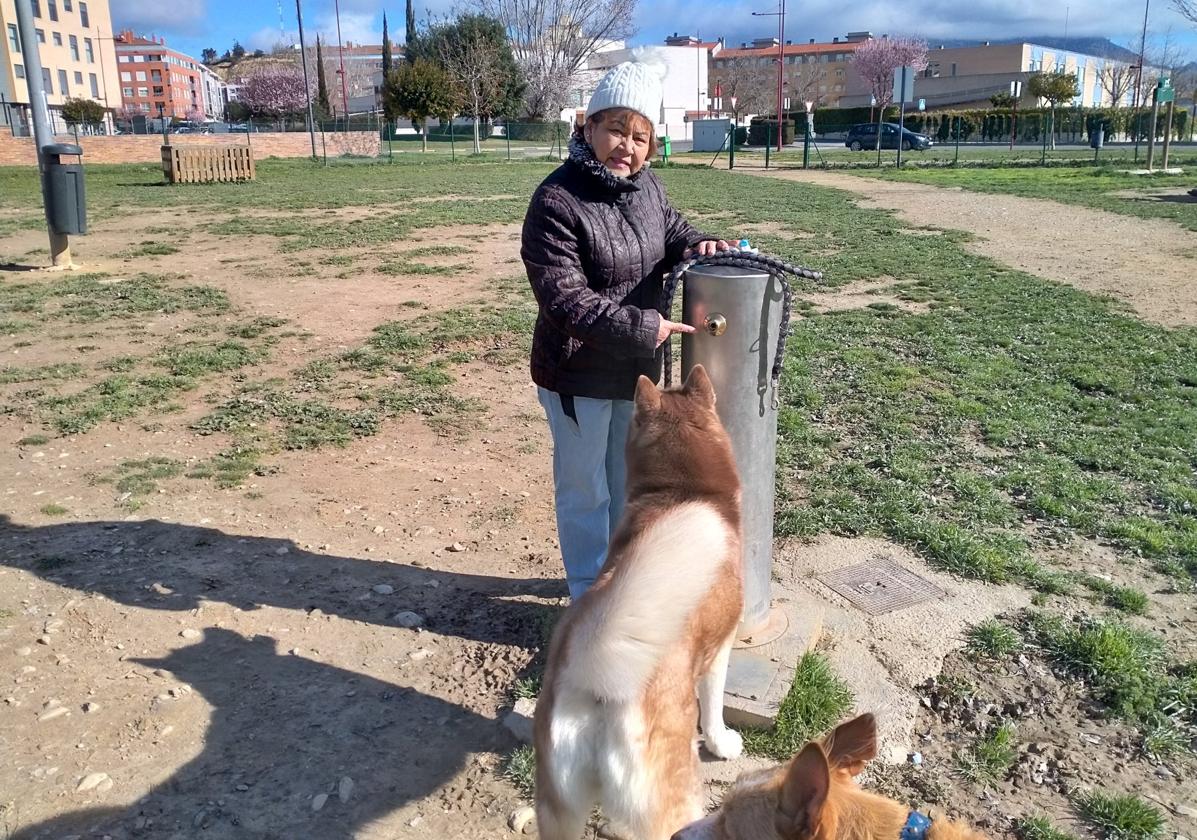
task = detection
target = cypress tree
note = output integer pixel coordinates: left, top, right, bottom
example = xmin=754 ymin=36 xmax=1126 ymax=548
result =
xmin=316 ymin=36 xmax=332 ymax=119
xmin=382 ymin=13 xmax=393 ymax=73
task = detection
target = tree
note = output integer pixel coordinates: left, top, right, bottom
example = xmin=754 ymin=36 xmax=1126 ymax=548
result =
xmin=241 ymin=67 xmax=308 ymax=120
xmin=252 ymin=49 xmax=266 ymax=58
xmin=384 ymin=59 xmax=460 ymax=151
xmin=315 ymin=36 xmax=332 ymax=119
xmin=428 ymin=14 xmax=524 ymax=152
xmin=406 ymin=0 xmax=417 ymax=51
xmin=852 ymin=36 xmax=928 ymax=154
xmin=715 ymin=57 xmax=775 ymax=123
xmin=1174 ymin=0 xmax=1197 ymax=24
xmin=1099 ymin=58 xmax=1136 ymax=108
xmin=61 ymin=97 xmax=106 ymax=128
xmin=482 ymin=0 xmax=637 ymax=120
xmin=989 ymin=91 xmax=1015 ymax=108
xmin=383 ymin=12 xmax=393 ymax=74
xmin=1028 ymin=71 xmax=1078 ymax=149
xmin=232 ymin=40 xmax=246 ymax=60
xmin=202 ymin=47 xmax=218 ymax=64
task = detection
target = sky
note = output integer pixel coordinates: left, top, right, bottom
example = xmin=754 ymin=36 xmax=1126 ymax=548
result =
xmin=111 ymin=0 xmax=1197 ymax=63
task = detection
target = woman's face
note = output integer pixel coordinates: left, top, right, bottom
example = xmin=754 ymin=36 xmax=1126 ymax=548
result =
xmin=585 ymin=111 xmax=652 ymax=176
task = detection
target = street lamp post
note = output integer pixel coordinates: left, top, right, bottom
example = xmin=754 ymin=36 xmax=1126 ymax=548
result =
xmin=294 ymin=0 xmax=318 ymax=159
xmin=334 ymin=0 xmax=350 ymax=122
xmin=1132 ymin=0 xmax=1150 ymax=161
xmin=752 ymin=0 xmax=787 ymax=153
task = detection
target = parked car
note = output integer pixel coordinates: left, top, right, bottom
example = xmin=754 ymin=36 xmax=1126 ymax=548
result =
xmin=845 ymin=122 xmax=933 ymax=152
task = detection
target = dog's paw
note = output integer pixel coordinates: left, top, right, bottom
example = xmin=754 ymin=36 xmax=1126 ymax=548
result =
xmin=705 ymin=727 xmax=743 ymax=760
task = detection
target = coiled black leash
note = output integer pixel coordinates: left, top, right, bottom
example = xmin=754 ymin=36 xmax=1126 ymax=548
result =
xmin=659 ymin=250 xmax=824 ymax=408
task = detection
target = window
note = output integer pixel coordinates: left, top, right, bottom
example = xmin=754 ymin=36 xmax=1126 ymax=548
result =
xmin=69 ymin=34 xmax=79 ymax=60
xmin=42 ymin=67 xmax=53 ymax=94
xmin=951 ymin=63 xmax=957 ymax=77
xmin=52 ymin=31 xmax=62 ymax=46
xmin=89 ymin=73 xmax=98 ymax=96
xmin=122 ymin=86 xmax=133 ymax=96
xmin=135 ymin=70 xmax=145 ymax=81
xmin=48 ymin=0 xmax=58 ymax=20
xmin=6 ymin=24 xmax=19 ymax=53
xmin=64 ymin=0 xmax=72 ymax=8
xmin=84 ymin=37 xmax=93 ymax=62
xmin=15 ymin=64 xmax=25 ymax=79
xmin=74 ymin=70 xmax=82 ymax=84
xmin=151 ymin=69 xmax=161 ymax=81
xmin=58 ymin=68 xmax=69 ymax=94
xmin=138 ymin=86 xmax=148 ymax=96
xmin=153 ymin=86 xmax=163 ymax=96
xmin=32 ymin=0 xmax=41 ymax=17
xmin=120 ymin=71 xmax=130 ymax=81
xmin=36 ymin=29 xmax=45 ymax=43
xmin=79 ymin=1 xmax=89 ymax=27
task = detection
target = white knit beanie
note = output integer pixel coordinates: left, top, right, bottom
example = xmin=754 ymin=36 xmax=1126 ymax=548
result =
xmin=585 ymin=55 xmax=666 ymax=124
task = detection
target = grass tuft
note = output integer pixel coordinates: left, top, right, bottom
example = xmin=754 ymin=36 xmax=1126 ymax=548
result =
xmin=1016 ymin=815 xmax=1080 ymax=840
xmin=39 ymin=503 xmax=68 ymax=516
xmin=1077 ymin=791 xmax=1166 ymax=840
xmin=501 ymin=745 xmax=536 ymax=800
xmin=955 ymin=721 xmax=1017 ymax=785
xmin=966 ymin=619 xmax=1021 ymax=659
xmin=741 ymin=652 xmax=855 ymax=761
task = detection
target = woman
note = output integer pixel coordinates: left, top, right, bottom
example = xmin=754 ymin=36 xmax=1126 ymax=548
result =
xmin=522 ymin=59 xmax=730 ymax=600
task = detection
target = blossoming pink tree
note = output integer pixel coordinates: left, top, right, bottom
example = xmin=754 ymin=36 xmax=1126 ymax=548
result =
xmin=852 ymin=37 xmax=929 ymax=112
xmin=240 ymin=68 xmax=308 ymax=122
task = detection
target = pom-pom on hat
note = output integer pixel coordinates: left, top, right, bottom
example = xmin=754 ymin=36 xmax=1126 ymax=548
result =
xmin=585 ymin=50 xmax=668 ymax=124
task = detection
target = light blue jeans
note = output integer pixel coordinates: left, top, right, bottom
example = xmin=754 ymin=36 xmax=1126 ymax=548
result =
xmin=538 ymin=388 xmax=635 ymax=600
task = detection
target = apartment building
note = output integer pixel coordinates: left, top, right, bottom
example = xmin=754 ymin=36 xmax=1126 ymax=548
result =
xmin=0 ymin=0 xmax=122 ymax=133
xmin=198 ymin=62 xmax=226 ymax=120
xmin=709 ymin=32 xmax=872 ymax=112
xmin=113 ymin=30 xmax=204 ymax=120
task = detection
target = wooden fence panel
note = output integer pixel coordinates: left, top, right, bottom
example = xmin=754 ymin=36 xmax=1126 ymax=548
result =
xmin=161 ymin=145 xmax=256 ymax=184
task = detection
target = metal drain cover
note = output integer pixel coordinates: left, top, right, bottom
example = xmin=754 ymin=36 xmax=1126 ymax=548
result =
xmin=817 ymin=557 xmax=944 ymax=615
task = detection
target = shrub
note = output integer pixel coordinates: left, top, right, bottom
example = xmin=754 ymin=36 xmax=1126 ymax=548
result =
xmin=748 ymin=119 xmax=796 ymax=146
xmin=504 ymin=121 xmax=570 ymax=142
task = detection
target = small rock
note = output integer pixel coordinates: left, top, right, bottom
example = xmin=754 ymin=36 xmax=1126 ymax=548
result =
xmin=274 ymin=546 xmax=290 ymax=556
xmin=311 ymin=793 xmax=328 ymax=812
xmin=338 ymin=776 xmax=354 ymax=803
xmin=447 ymin=542 xmax=466 ymax=553
xmin=43 ymin=619 xmax=64 ymax=633
xmin=909 ymin=752 xmax=923 ymax=766
xmin=76 ymin=772 xmax=110 ymax=792
xmin=509 ymin=806 xmax=535 ymax=834
xmin=83 ymin=702 xmax=101 ymax=714
xmin=504 ymin=698 xmax=537 ymax=745
xmin=37 ymin=635 xmax=52 ymax=645
xmin=39 ymin=707 xmax=71 ymax=722
xmin=193 ymin=808 xmax=210 ymax=829
xmin=179 ymin=629 xmax=201 ymax=640
xmin=150 ymin=583 xmax=173 ymax=595
xmin=372 ymin=584 xmax=394 ymax=595
xmin=409 ymin=648 xmax=434 ymax=661
xmin=1175 ymin=805 xmax=1196 ymax=818
xmin=408 ymin=816 xmax=423 ymax=828
xmin=15 ymin=646 xmax=32 ymax=656
xmin=372 ymin=526 xmax=385 ymax=535
xmin=393 ymin=611 xmax=424 ymax=628
xmin=236 ymin=784 xmax=250 ymax=792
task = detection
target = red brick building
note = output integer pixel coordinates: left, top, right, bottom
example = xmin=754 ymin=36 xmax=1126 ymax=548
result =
xmin=113 ymin=30 xmax=203 ymax=119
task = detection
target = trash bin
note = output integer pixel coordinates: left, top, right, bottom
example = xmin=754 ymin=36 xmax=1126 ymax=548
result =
xmin=1089 ymin=127 xmax=1105 ymax=151
xmin=42 ymin=143 xmax=87 ymax=236
xmin=659 ymin=135 xmax=672 ymax=159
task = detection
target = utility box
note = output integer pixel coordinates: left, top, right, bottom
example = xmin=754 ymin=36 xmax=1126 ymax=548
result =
xmin=659 ymin=135 xmax=672 ymax=159
xmin=42 ymin=143 xmax=87 ymax=235
xmin=693 ymin=118 xmax=732 ymax=152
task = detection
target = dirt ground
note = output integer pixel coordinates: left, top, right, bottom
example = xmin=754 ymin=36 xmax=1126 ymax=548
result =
xmin=2 ymin=174 xmax=1195 ymax=840
xmin=747 ymin=169 xmax=1197 ymax=328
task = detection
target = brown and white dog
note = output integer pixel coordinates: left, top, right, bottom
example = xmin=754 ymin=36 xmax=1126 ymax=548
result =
xmin=671 ymin=714 xmax=991 ymax=840
xmin=534 ymin=365 xmax=745 ymax=840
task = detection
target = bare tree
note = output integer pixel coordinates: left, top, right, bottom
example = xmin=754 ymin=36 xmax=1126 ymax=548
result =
xmin=715 ymin=57 xmax=775 ymax=123
xmin=481 ymin=0 xmax=637 ymax=120
xmin=1099 ymin=57 xmax=1136 ymax=107
xmin=788 ymin=62 xmax=827 ymax=109
xmin=431 ymin=14 xmax=524 ymax=153
xmin=1173 ymin=0 xmax=1197 ymax=25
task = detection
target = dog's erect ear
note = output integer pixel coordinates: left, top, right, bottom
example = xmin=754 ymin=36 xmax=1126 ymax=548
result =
xmin=822 ymin=713 xmax=877 ymax=776
xmin=635 ymin=375 xmax=662 ymax=414
xmin=777 ymin=743 xmax=830 ymax=840
xmin=683 ymin=365 xmax=716 ymax=407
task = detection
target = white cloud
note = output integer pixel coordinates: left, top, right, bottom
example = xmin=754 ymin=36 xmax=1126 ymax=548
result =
xmin=247 ymin=25 xmax=299 ymax=52
xmin=110 ymin=0 xmax=207 ymax=35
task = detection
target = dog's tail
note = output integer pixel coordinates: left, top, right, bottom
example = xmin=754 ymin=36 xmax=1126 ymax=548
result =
xmin=564 ymin=502 xmax=734 ymax=704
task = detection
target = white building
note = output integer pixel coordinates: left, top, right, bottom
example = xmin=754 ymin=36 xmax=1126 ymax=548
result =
xmin=565 ymin=35 xmax=720 ymax=140
xmin=198 ymin=63 xmax=227 ymax=120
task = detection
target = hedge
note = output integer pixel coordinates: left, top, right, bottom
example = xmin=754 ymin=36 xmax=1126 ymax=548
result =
xmin=504 ymin=121 xmax=570 ymax=142
xmin=808 ymin=105 xmax=1188 ymax=143
xmin=748 ymin=118 xmax=796 ymax=145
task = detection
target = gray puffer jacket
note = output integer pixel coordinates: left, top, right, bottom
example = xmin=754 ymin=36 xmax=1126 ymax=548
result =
xmin=522 ymin=139 xmax=708 ymax=401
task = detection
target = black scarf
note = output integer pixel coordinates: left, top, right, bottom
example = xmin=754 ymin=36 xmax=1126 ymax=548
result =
xmin=566 ymin=135 xmax=646 ymax=195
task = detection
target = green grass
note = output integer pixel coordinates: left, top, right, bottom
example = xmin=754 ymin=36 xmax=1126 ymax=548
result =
xmin=501 ymin=745 xmax=536 ymax=799
xmin=16 ymin=434 xmax=49 ymax=446
xmin=95 ymin=457 xmax=184 ymax=504
xmin=0 ymin=363 xmax=84 ymax=384
xmin=955 ymin=721 xmax=1017 ymax=785
xmin=402 ymin=244 xmax=472 ymax=259
xmin=965 ymin=619 xmax=1022 ymax=659
xmin=119 ymin=241 xmax=180 ymax=258
xmin=1076 ymin=574 xmax=1150 ymax=616
xmin=155 ymin=340 xmax=264 ymax=377
xmin=857 ymin=165 xmax=1197 ymax=232
xmin=1077 ymin=791 xmax=1167 ymax=840
xmin=0 ymin=273 xmax=228 ymax=323
xmin=741 ymin=652 xmax=855 ymax=761
xmin=186 ymin=446 xmax=272 ymax=488
xmin=1017 ymin=816 xmax=1080 ymax=840
xmin=377 ymin=260 xmax=468 ymax=276
xmin=38 ymin=503 xmax=68 ymax=516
